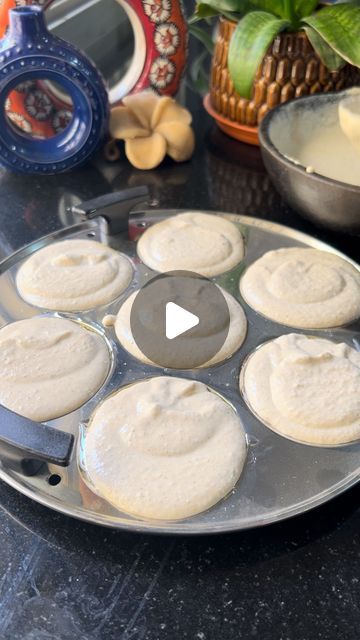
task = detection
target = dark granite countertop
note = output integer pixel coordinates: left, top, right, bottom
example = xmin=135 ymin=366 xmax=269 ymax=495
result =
xmin=0 ymin=95 xmax=359 ymax=640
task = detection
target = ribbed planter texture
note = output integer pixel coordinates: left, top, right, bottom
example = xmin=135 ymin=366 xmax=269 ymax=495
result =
xmin=208 ymin=17 xmax=360 ymax=144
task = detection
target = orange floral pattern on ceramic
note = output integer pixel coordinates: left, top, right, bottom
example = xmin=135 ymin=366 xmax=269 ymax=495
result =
xmin=0 ymin=0 xmax=188 ymax=139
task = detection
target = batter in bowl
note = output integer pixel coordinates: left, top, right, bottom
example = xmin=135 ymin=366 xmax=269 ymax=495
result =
xmin=0 ymin=316 xmax=110 ymax=422
xmin=338 ymin=91 xmax=360 ymax=155
xmin=83 ymin=376 xmax=247 ymax=520
xmin=241 ymin=333 xmax=360 ymax=445
xmin=16 ymin=239 xmax=133 ymax=311
xmin=273 ymin=90 xmax=360 ymax=187
xmin=137 ymin=212 xmax=244 ymax=276
xmin=113 ymin=286 xmax=247 ymax=368
xmin=240 ymin=248 xmax=360 ymax=328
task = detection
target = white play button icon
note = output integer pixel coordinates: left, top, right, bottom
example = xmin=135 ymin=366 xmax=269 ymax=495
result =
xmin=130 ymin=270 xmax=230 ymax=368
xmin=165 ymin=302 xmax=199 ymax=340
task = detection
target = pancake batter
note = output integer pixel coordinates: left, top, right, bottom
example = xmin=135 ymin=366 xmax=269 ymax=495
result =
xmin=0 ymin=316 xmax=110 ymax=421
xmin=137 ymin=212 xmax=244 ymax=276
xmin=84 ymin=376 xmax=247 ymax=519
xmin=16 ymin=239 xmax=133 ymax=311
xmin=242 ymin=333 xmax=360 ymax=445
xmin=240 ymin=248 xmax=360 ymax=328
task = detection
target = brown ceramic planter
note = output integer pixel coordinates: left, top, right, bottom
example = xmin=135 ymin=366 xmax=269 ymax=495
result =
xmin=208 ymin=17 xmax=360 ymax=144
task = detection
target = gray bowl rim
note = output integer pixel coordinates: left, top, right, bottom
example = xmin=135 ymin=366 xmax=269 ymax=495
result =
xmin=258 ymin=90 xmax=360 ymax=194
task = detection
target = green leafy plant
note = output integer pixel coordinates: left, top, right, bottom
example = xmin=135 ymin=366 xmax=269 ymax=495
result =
xmin=189 ymin=1 xmax=360 ymax=98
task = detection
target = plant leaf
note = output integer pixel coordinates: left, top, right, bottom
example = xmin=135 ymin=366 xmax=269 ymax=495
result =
xmin=193 ymin=0 xmax=244 ymax=17
xmin=302 ymin=4 xmax=360 ymax=66
xmin=320 ymin=0 xmax=360 ymax=5
xmin=304 ymin=25 xmax=345 ymax=70
xmin=192 ymin=0 xmax=287 ymax=21
xmin=189 ymin=6 xmax=219 ymax=23
xmin=245 ymin=1 xmax=285 ymax=18
xmin=228 ymin=11 xmax=290 ymax=98
xmin=294 ymin=0 xmax=318 ymax=19
xmin=220 ymin=10 xmax=243 ymax=20
xmin=189 ymin=25 xmax=215 ymax=54
xmin=189 ymin=0 xmax=243 ymax=24
xmin=187 ymin=50 xmax=210 ymax=95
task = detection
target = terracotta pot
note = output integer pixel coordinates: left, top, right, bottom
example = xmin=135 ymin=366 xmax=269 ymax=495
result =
xmin=207 ymin=17 xmax=360 ymax=144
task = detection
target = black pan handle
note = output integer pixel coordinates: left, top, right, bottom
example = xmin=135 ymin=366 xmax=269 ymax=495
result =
xmin=0 ymin=405 xmax=74 ymax=467
xmin=68 ymin=186 xmax=150 ymax=235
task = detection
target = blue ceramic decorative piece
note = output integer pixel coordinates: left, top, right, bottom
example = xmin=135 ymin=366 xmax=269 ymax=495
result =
xmin=0 ymin=6 xmax=109 ymax=174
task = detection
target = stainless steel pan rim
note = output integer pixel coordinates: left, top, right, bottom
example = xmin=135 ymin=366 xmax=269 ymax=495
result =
xmin=1 ymin=464 xmax=360 ymax=535
xmin=0 ymin=211 xmax=359 ymax=535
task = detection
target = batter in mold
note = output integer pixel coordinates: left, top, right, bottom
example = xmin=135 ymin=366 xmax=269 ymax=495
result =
xmin=241 ymin=333 xmax=360 ymax=445
xmin=16 ymin=239 xmax=133 ymax=311
xmin=113 ymin=286 xmax=247 ymax=368
xmin=83 ymin=376 xmax=247 ymax=520
xmin=240 ymin=247 xmax=360 ymax=328
xmin=137 ymin=212 xmax=244 ymax=277
xmin=0 ymin=316 xmax=110 ymax=422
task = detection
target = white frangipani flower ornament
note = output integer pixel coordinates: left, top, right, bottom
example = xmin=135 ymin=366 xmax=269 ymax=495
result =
xmin=109 ymin=92 xmax=195 ymax=170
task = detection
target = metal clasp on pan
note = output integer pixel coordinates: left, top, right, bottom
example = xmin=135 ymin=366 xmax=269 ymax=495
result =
xmin=67 ymin=186 xmax=155 ymax=235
